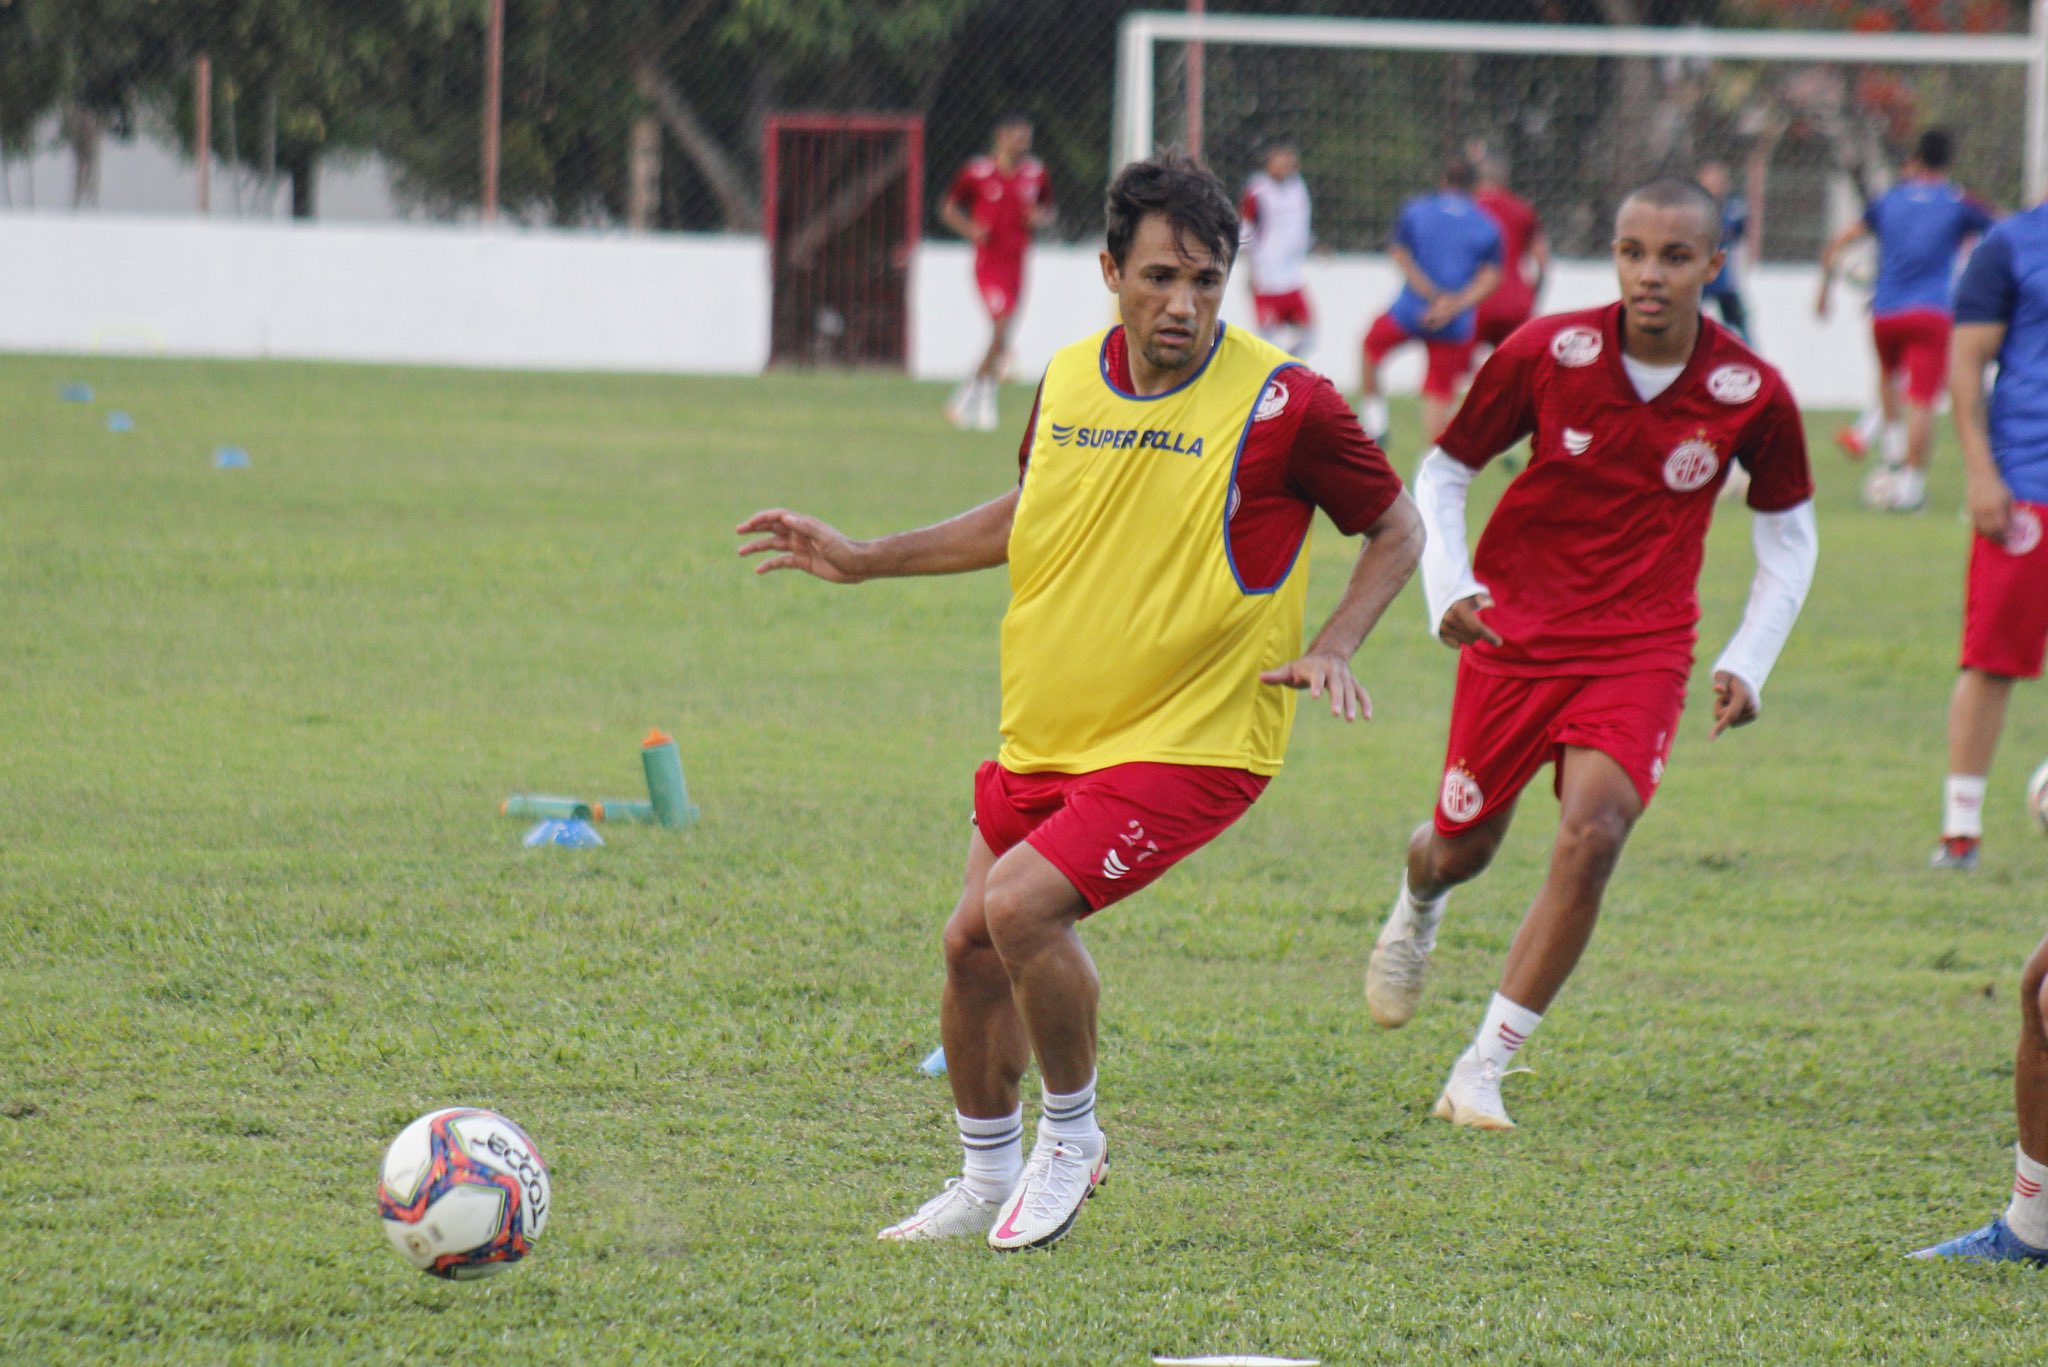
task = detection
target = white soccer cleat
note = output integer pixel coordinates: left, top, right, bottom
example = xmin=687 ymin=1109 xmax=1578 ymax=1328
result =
xmin=944 ymin=379 xmax=977 ymax=431
xmin=877 ymin=1177 xmax=1003 ymax=1243
xmin=986 ymin=1135 xmax=1107 ymax=1251
xmin=1357 ymin=396 xmax=1390 ymax=442
xmin=1365 ymin=899 xmax=1434 ymax=1029
xmin=972 ymin=384 xmax=1000 ymax=433
xmin=1432 ymin=1051 xmax=1526 ymax=1131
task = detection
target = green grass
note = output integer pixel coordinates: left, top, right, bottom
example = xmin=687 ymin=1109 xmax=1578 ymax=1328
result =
xmin=2 ymin=353 xmax=2044 ymax=1363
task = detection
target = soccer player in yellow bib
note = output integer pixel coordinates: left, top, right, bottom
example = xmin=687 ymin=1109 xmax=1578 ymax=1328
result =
xmin=739 ymin=155 xmax=1421 ymax=1251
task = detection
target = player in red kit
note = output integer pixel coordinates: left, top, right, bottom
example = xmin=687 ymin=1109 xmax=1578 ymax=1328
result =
xmin=1471 ymin=150 xmax=1549 ymax=359
xmin=942 ymin=114 xmax=1055 ymax=433
xmin=1363 ymin=178 xmax=1819 ymax=1130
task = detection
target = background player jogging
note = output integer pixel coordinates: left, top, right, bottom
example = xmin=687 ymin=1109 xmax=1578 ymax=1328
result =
xmin=740 ymin=155 xmax=1420 ymax=1249
xmin=1816 ymin=128 xmax=1996 ymax=511
xmin=1239 ymin=139 xmax=1316 ymax=357
xmin=941 ymin=114 xmax=1054 ymax=434
xmin=1364 ymin=177 xmax=1818 ymax=1131
xmin=1356 ymin=155 xmax=1502 ymax=449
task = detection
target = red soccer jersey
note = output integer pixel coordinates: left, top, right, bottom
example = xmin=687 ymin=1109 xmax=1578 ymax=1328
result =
xmin=1437 ymin=303 xmax=1813 ymax=677
xmin=1016 ymin=326 xmax=1403 ymax=587
xmin=947 ymin=156 xmax=1052 ymax=269
xmin=1474 ymin=186 xmax=1541 ymax=317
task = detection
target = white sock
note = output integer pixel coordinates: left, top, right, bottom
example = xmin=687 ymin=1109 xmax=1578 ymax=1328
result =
xmin=1854 ymin=406 xmax=1883 ymax=445
xmin=1880 ymin=422 xmax=1908 ymax=468
xmin=1039 ymin=1074 xmax=1103 ymax=1147
xmin=1389 ymin=873 xmax=1447 ymax=952
xmin=2006 ymin=1145 xmax=2048 ymax=1248
xmin=957 ymin=1108 xmax=1023 ymax=1202
xmin=1359 ymin=396 xmax=1389 ymax=440
xmin=1472 ymin=992 xmax=1542 ymax=1070
xmin=1944 ymin=775 xmax=1988 ymax=839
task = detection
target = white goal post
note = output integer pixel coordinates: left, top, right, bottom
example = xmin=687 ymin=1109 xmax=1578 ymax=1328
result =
xmin=1113 ymin=6 xmax=2048 ymax=202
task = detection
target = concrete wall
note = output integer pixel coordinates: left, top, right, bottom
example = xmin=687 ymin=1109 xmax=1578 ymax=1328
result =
xmin=2 ymin=213 xmax=1881 ymax=407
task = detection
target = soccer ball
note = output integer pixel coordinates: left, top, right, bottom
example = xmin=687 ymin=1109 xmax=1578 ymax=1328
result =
xmin=2028 ymin=758 xmax=2048 ymax=835
xmin=378 ymin=1107 xmax=550 ymax=1279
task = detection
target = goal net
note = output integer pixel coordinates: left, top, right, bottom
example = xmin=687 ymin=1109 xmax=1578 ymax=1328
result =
xmin=1116 ymin=14 xmax=2043 ymax=262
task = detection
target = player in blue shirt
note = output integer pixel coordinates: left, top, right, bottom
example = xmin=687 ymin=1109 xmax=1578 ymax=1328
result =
xmin=1697 ymin=161 xmax=1752 ymax=340
xmin=1816 ymin=129 xmax=1997 ymax=510
xmin=1356 ymin=156 xmax=1502 ymax=447
xmin=1914 ymin=204 xmax=2048 ymax=1266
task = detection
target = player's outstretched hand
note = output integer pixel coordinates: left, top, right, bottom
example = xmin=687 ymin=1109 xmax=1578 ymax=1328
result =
xmin=1966 ymin=473 xmax=2014 ymax=544
xmin=735 ymin=508 xmax=869 ymax=583
xmin=1259 ymin=651 xmax=1372 ymax=722
xmin=1709 ymin=670 xmax=1759 ymax=739
xmin=1439 ymin=593 xmax=1503 ymax=649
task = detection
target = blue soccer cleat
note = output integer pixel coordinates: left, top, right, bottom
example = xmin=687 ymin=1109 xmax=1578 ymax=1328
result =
xmin=1910 ymin=1217 xmax=2048 ymax=1266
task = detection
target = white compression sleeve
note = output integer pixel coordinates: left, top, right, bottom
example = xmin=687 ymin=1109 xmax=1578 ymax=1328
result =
xmin=1711 ymin=499 xmax=1818 ymax=702
xmin=1413 ymin=447 xmax=1488 ymax=641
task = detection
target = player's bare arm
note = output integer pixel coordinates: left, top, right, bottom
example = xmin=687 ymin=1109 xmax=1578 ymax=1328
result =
xmin=1952 ymin=320 xmax=2014 ymax=541
xmin=1814 ymin=219 xmax=1869 ymax=318
xmin=1260 ymin=490 xmax=1424 ymax=720
xmin=1425 ymin=263 xmax=1502 ymax=331
xmin=736 ymin=490 xmax=1017 ymax=582
xmin=940 ymin=197 xmax=988 ymax=246
xmin=1389 ymin=245 xmax=1443 ymax=310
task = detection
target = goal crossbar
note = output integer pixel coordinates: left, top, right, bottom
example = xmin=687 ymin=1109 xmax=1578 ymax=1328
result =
xmin=1114 ymin=7 xmax=2048 ymax=197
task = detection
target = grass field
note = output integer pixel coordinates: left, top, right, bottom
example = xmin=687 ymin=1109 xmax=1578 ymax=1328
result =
xmin=3 ymin=352 xmax=2045 ymax=1363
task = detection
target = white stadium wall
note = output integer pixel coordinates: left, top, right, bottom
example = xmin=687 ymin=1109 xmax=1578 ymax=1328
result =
xmin=4 ymin=212 xmax=1881 ymax=407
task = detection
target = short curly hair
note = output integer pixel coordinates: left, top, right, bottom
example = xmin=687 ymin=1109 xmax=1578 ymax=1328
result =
xmin=1104 ymin=153 xmax=1240 ymax=270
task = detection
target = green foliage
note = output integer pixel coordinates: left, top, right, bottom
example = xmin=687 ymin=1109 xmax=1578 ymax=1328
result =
xmin=3 ymin=354 xmax=2047 ymax=1360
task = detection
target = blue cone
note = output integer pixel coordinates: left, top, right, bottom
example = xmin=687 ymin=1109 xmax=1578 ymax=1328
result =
xmin=918 ymin=1046 xmax=948 ymax=1077
xmin=522 ymin=818 xmax=604 ymax=848
xmin=214 ymin=446 xmax=249 ymax=469
xmin=107 ymin=411 xmax=134 ymax=432
xmin=59 ymin=383 xmax=93 ymax=402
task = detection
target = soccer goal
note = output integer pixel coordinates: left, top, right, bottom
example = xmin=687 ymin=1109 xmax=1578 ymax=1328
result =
xmin=1113 ymin=9 xmax=2045 ymax=260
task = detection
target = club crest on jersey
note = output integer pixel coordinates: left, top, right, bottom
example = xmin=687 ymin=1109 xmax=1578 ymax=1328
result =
xmin=1707 ymin=364 xmax=1762 ymax=405
xmin=2007 ymin=506 xmax=2044 ymax=557
xmin=1550 ymin=327 xmax=1602 ymax=367
xmin=1254 ymin=378 xmax=1290 ymax=422
xmin=1663 ymin=437 xmax=1721 ymax=493
xmin=1439 ymin=765 xmax=1484 ymax=824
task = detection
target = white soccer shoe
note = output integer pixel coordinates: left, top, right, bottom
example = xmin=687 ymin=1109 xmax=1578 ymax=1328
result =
xmin=876 ymin=1177 xmax=1003 ymax=1243
xmin=1365 ymin=898 xmax=1435 ymax=1029
xmin=971 ymin=384 xmax=1000 ymax=433
xmin=944 ymin=379 xmax=977 ymax=431
xmin=986 ymin=1135 xmax=1108 ymax=1251
xmin=1432 ymin=1050 xmax=1527 ymax=1131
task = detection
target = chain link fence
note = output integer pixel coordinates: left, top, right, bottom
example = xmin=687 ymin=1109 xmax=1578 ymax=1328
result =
xmin=0 ymin=0 xmax=2033 ymax=258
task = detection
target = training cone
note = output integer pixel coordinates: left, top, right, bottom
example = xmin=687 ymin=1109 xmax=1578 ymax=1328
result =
xmin=107 ymin=411 xmax=134 ymax=432
xmin=522 ymin=818 xmax=604 ymax=848
xmin=918 ymin=1046 xmax=948 ymax=1077
xmin=59 ymin=383 xmax=93 ymax=402
xmin=214 ymin=446 xmax=249 ymax=469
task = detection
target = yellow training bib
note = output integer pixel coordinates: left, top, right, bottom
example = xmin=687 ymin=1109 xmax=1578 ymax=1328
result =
xmin=999 ymin=323 xmax=1309 ymax=776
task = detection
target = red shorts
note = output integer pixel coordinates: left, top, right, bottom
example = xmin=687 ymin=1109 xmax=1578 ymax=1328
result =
xmin=1363 ymin=313 xmax=1474 ymax=400
xmin=1254 ymin=289 xmax=1312 ymax=329
xmin=1434 ymin=660 xmax=1688 ymax=835
xmin=972 ymin=760 xmax=1268 ymax=912
xmin=1474 ymin=301 xmax=1533 ymax=350
xmin=1872 ymin=307 xmax=1953 ymax=406
xmin=1961 ymin=501 xmax=2048 ymax=679
xmin=975 ymin=257 xmax=1024 ymax=321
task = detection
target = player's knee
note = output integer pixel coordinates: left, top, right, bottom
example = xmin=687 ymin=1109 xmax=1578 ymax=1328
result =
xmin=979 ymin=873 xmax=1048 ymax=957
xmin=1425 ymin=829 xmax=1497 ymax=886
xmin=1555 ymin=806 xmax=1632 ymax=871
xmin=2022 ymin=945 xmax=2048 ymax=1029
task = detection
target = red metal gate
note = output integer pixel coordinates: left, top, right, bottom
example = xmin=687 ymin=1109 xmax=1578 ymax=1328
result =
xmin=763 ymin=114 xmax=924 ymax=369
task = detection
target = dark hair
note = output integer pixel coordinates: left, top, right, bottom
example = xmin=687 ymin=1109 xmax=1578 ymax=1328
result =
xmin=1619 ymin=175 xmax=1722 ymax=245
xmin=1916 ymin=128 xmax=1954 ymax=170
xmin=994 ymin=112 xmax=1032 ymax=132
xmin=1104 ymin=153 xmax=1240 ymax=269
xmin=1443 ymin=155 xmax=1477 ymax=192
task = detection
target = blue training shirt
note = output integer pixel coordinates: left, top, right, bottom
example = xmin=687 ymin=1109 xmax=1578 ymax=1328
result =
xmin=1863 ymin=178 xmax=1995 ymax=316
xmin=1955 ymin=204 xmax=2048 ymax=501
xmin=1703 ymin=194 xmax=1747 ymax=300
xmin=1389 ymin=191 xmax=1503 ymax=342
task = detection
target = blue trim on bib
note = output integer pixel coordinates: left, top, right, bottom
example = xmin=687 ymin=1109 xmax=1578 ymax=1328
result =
xmin=1099 ymin=322 xmax=1228 ymax=401
xmin=1223 ymin=361 xmax=1310 ymax=596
